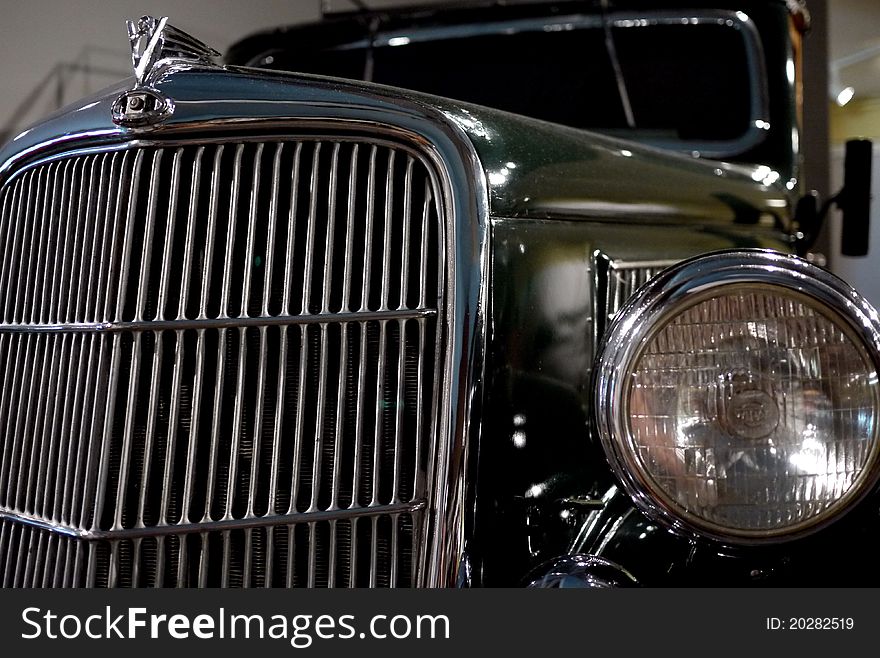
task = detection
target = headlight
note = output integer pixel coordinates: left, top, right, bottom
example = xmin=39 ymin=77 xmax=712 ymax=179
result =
xmin=595 ymin=250 xmax=880 ymax=543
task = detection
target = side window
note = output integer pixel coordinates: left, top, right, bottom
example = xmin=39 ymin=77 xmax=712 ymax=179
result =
xmin=612 ymin=22 xmax=753 ymax=141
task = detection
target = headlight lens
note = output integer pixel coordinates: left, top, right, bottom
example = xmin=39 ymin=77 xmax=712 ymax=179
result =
xmin=596 ymin=251 xmax=880 ymax=542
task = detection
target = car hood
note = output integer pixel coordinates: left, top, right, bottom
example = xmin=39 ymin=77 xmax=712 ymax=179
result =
xmin=0 ymin=63 xmax=793 ymax=228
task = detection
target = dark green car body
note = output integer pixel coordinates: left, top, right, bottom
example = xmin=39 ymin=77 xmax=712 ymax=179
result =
xmin=2 ymin=1 xmax=874 ymax=587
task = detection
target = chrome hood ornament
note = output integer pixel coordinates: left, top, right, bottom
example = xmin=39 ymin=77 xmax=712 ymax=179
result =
xmin=113 ymin=15 xmax=221 ymax=128
xmin=127 ymin=15 xmax=220 ymax=87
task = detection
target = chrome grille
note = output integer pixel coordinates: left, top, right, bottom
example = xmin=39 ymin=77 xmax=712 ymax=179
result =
xmin=593 ymin=257 xmax=678 ymax=356
xmin=603 ymin=259 xmax=677 ymax=325
xmin=0 ymin=137 xmax=446 ymax=587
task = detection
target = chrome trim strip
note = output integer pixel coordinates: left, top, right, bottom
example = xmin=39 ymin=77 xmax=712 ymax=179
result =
xmin=0 ymin=308 xmax=436 ymax=332
xmin=0 ymin=501 xmax=426 ymax=540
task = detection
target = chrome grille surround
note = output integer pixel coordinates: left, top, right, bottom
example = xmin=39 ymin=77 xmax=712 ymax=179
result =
xmin=0 ymin=132 xmax=452 ymax=587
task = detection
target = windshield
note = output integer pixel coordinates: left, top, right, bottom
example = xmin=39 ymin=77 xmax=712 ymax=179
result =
xmin=256 ymin=11 xmax=768 ymax=157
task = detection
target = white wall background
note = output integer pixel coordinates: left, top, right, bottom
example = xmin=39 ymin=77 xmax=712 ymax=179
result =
xmin=0 ymin=0 xmax=324 ymax=140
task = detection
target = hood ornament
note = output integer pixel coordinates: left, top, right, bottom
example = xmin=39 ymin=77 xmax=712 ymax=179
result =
xmin=112 ymin=15 xmax=221 ymax=128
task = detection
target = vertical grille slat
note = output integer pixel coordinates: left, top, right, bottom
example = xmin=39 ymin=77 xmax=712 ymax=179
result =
xmin=308 ymin=324 xmax=329 ymax=513
xmin=6 ymin=172 xmax=29 ymax=322
xmin=205 ymin=328 xmax=228 ymax=523
xmin=289 ymin=326 xmax=308 ymax=515
xmin=58 ymin=336 xmax=84 ymax=524
xmin=198 ymin=146 xmax=223 ymax=319
xmin=12 ymin=337 xmax=40 ymax=511
xmin=0 ymin=189 xmax=15 ymax=319
xmin=302 ymin=144 xmax=321 ymax=316
xmin=157 ymin=149 xmax=184 ymax=321
xmin=246 ymin=326 xmax=268 ymax=519
xmin=226 ymin=327 xmax=247 ymax=520
xmin=28 ymin=164 xmax=51 ymax=325
xmin=0 ymin=136 xmax=446 ymax=588
xmin=16 ymin=171 xmax=41 ymax=325
xmin=262 ymin=144 xmax=283 ymax=318
xmin=113 ymin=333 xmax=141 ymax=531
xmin=268 ymin=327 xmax=288 ymax=516
xmin=361 ymin=146 xmax=378 ymax=313
xmin=45 ymin=334 xmax=69 ymax=522
xmin=380 ymin=152 xmax=395 ymax=311
xmin=178 ymin=147 xmax=204 ymax=320
xmin=137 ymin=332 xmax=164 ymax=528
xmin=22 ymin=338 xmax=49 ymax=515
xmin=221 ymin=145 xmax=244 ymax=319
xmin=133 ymin=151 xmax=164 ymax=323
xmin=33 ymin=335 xmax=57 ymax=516
xmin=322 ymin=143 xmax=341 ymax=315
xmin=40 ymin=163 xmax=63 ymax=324
xmin=48 ymin=162 xmax=71 ymax=324
xmin=281 ymin=143 xmax=302 ymax=317
xmin=0 ymin=335 xmax=24 ymax=505
xmin=74 ymin=336 xmax=109 ymax=528
xmin=76 ymin=156 xmax=100 ymax=323
xmin=330 ymin=324 xmax=348 ymax=511
xmin=372 ymin=321 xmax=388 ymax=507
xmin=241 ymin=144 xmax=264 ymax=317
xmin=180 ymin=329 xmax=207 ymax=524
xmin=70 ymin=335 xmax=98 ymax=527
xmin=158 ymin=331 xmax=184 ymax=526
xmin=89 ymin=155 xmax=110 ymax=323
xmin=108 ymin=151 xmax=143 ymax=322
xmin=65 ymin=159 xmax=89 ymax=324
xmin=341 ymin=145 xmax=358 ymax=311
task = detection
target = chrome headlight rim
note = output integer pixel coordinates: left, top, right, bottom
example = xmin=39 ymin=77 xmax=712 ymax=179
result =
xmin=595 ymin=249 xmax=880 ymax=545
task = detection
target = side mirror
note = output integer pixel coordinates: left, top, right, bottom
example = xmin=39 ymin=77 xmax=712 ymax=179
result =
xmin=793 ymin=190 xmax=820 ymax=251
xmin=839 ymin=139 xmax=873 ymax=257
xmin=794 ymin=138 xmax=872 ymax=257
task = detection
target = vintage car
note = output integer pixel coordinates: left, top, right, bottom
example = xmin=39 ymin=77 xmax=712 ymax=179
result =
xmin=0 ymin=0 xmax=877 ymax=588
